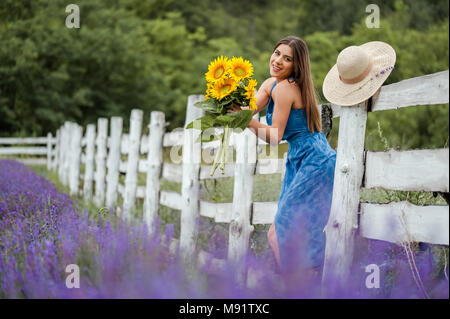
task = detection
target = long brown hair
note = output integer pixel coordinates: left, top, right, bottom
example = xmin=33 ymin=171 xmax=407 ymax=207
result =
xmin=273 ymin=36 xmax=321 ymax=133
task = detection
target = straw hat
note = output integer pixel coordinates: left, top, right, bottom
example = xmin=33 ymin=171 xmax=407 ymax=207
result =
xmin=322 ymin=41 xmax=396 ymax=106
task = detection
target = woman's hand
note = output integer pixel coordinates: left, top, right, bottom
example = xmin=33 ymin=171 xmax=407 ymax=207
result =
xmin=227 ymin=103 xmax=250 ymax=113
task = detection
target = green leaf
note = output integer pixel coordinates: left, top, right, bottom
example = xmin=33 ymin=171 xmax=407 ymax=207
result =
xmin=185 ymin=114 xmax=216 ymax=130
xmin=227 ymin=110 xmax=253 ymax=130
xmin=194 ymin=99 xmax=222 ymax=115
xmin=214 ymin=114 xmax=235 ymax=126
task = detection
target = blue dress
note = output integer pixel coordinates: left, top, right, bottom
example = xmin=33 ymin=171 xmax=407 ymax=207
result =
xmin=266 ymin=79 xmax=336 ymax=271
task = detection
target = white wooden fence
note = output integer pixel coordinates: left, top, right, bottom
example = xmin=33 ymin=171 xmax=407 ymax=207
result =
xmin=0 ymin=134 xmax=57 ymax=168
xmin=4 ymin=70 xmax=448 ymax=288
xmin=322 ymin=70 xmax=449 ymax=292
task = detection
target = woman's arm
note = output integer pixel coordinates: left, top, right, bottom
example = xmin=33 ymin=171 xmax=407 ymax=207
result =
xmin=250 ymin=78 xmax=275 ymax=115
xmin=248 ymin=81 xmax=293 ymax=144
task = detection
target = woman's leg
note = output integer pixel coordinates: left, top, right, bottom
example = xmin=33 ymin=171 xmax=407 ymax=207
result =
xmin=267 ymin=221 xmax=282 ymax=270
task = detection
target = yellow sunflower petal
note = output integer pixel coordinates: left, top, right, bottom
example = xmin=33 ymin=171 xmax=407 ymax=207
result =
xmin=229 ymin=57 xmax=253 ymax=82
xmin=205 ymin=56 xmax=230 ymax=83
xmin=210 ymin=77 xmax=238 ymax=100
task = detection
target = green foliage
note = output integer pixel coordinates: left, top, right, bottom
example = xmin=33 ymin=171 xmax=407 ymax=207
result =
xmin=0 ymin=0 xmax=448 ymax=153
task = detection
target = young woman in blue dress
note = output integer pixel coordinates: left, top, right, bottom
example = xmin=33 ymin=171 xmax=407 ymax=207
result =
xmin=228 ymin=36 xmax=336 ymax=279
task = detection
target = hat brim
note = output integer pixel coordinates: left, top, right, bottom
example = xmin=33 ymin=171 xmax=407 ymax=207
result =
xmin=322 ymin=41 xmax=396 ymax=106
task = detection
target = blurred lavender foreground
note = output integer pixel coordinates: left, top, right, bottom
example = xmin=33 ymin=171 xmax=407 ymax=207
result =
xmin=0 ymin=159 xmax=448 ymax=298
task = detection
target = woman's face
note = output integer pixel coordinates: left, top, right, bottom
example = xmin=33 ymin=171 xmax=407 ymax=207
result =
xmin=270 ymin=44 xmax=294 ymax=80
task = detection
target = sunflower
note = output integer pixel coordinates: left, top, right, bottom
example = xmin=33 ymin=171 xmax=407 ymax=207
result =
xmin=210 ymin=77 xmax=238 ymax=100
xmin=205 ymin=56 xmax=230 ymax=83
xmin=229 ymin=57 xmax=253 ymax=82
xmin=245 ymin=79 xmax=258 ymax=110
xmin=204 ymin=82 xmax=213 ymax=100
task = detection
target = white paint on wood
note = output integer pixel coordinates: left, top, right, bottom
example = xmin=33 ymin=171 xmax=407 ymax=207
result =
xmin=197 ymin=250 xmax=226 ymax=274
xmin=53 ymin=129 xmax=60 ymax=171
xmin=179 ymin=95 xmax=204 ymax=259
xmin=119 ymin=160 xmax=127 ymax=173
xmin=46 ymin=132 xmax=53 ymax=170
xmin=228 ymin=122 xmax=257 ymax=283
xmin=200 ymin=162 xmax=235 ymax=179
xmin=320 ymin=103 xmax=341 ymax=119
xmin=106 ymin=117 xmax=123 ymax=208
xmin=57 ymin=124 xmax=66 ymax=182
xmin=0 ymin=137 xmax=56 ymax=144
xmin=159 ymin=190 xmax=183 ymax=210
xmin=117 ymin=183 xmax=124 ymax=196
xmin=123 ymin=109 xmax=143 ymax=217
xmin=257 ymin=157 xmax=284 ymax=175
xmin=199 ymin=201 xmax=232 ymax=223
xmin=140 ymin=134 xmax=149 ymax=154
xmin=163 ymin=129 xmax=184 ymax=147
xmin=322 ymin=101 xmax=368 ymax=291
xmin=94 ymin=118 xmax=108 ymax=207
xmin=365 ymin=148 xmax=449 ymax=192
xmin=252 ymin=202 xmax=278 ymax=224
xmin=69 ymin=123 xmax=82 ymax=196
xmin=0 ymin=147 xmax=47 ymax=155
xmin=120 ymin=133 xmax=129 ymax=154
xmin=135 ymin=186 xmax=145 ymax=199
xmin=144 ymin=111 xmax=165 ymax=234
xmin=83 ymin=124 xmax=96 ymax=202
xmin=61 ymin=122 xmax=72 ymax=186
xmin=360 ymin=202 xmax=449 ymax=245
xmin=162 ymin=163 xmax=182 ymax=183
xmin=372 ymin=70 xmax=449 ymax=112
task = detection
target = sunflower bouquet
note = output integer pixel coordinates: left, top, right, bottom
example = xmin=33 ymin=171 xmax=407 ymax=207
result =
xmin=186 ymin=56 xmax=258 ymax=176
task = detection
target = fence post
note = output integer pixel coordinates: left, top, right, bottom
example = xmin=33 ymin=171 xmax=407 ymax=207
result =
xmin=144 ymin=111 xmax=165 ymax=234
xmin=61 ymin=122 xmax=71 ymax=186
xmin=94 ymin=118 xmax=108 ymax=207
xmin=228 ymin=121 xmax=257 ymax=283
xmin=69 ymin=123 xmax=82 ymax=196
xmin=53 ymin=129 xmax=60 ymax=172
xmin=123 ymin=109 xmax=143 ymax=219
xmin=83 ymin=124 xmax=96 ymax=202
xmin=322 ymin=100 xmax=368 ymax=295
xmin=46 ymin=132 xmax=53 ymax=170
xmin=106 ymin=117 xmax=123 ymax=209
xmin=57 ymin=125 xmax=65 ymax=180
xmin=179 ymin=95 xmax=204 ymax=259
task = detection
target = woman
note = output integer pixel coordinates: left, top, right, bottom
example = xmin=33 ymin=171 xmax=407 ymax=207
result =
xmin=228 ymin=36 xmax=336 ymax=277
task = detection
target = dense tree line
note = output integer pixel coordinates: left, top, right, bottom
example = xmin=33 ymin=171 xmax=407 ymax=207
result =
xmin=0 ymin=0 xmax=448 ymax=150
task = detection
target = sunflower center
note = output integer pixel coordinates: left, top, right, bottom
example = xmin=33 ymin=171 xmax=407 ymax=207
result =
xmin=221 ymin=85 xmax=230 ymax=94
xmin=235 ymin=68 xmax=245 ymax=76
xmin=215 ymin=68 xmax=224 ymax=78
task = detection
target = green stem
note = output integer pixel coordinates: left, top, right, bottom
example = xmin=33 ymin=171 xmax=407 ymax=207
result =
xmin=220 ymin=126 xmax=231 ymax=174
xmin=210 ymin=126 xmax=231 ymax=176
xmin=210 ymin=128 xmax=226 ymax=176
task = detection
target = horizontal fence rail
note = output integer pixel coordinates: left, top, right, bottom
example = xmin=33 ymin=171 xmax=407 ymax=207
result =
xmin=0 ymin=135 xmax=57 ymax=167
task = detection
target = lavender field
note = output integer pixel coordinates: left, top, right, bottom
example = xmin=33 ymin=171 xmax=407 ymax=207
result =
xmin=0 ymin=159 xmax=448 ymax=299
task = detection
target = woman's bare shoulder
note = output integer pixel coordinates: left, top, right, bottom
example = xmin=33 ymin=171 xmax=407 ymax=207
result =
xmin=259 ymin=77 xmax=277 ymax=94
xmin=272 ymin=78 xmax=298 ymax=98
